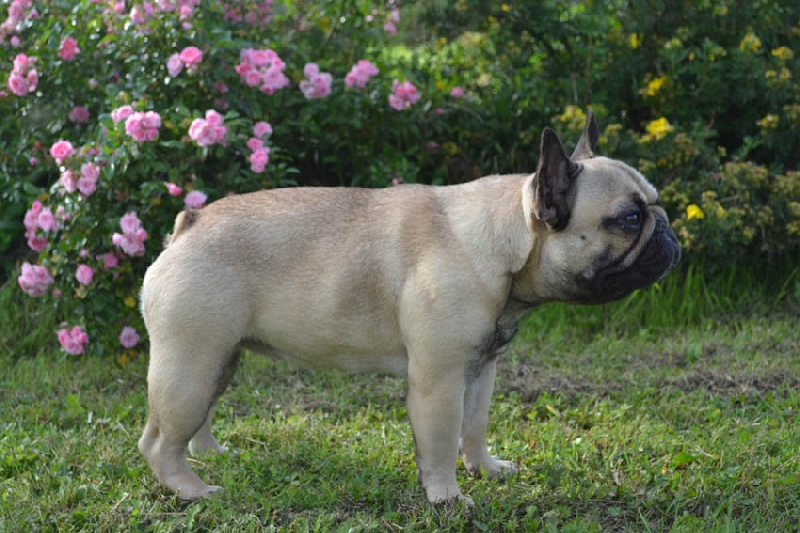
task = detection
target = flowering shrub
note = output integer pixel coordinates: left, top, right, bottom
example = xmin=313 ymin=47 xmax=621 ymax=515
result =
xmin=1 ymin=0 xmax=442 ymax=361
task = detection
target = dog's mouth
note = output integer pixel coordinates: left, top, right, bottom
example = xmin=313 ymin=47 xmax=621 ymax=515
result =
xmin=578 ymin=216 xmax=681 ymax=304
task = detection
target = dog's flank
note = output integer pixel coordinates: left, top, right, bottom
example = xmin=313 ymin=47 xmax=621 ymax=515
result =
xmin=138 ymin=110 xmax=680 ymax=504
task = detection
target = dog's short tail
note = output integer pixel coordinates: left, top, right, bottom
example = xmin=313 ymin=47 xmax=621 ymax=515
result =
xmin=163 ymin=209 xmax=199 ymax=248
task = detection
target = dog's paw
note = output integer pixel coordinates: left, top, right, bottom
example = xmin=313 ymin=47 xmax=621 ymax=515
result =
xmin=425 ymin=484 xmax=474 ymax=507
xmin=464 ymin=453 xmax=518 ymax=479
xmin=176 ymin=483 xmax=223 ymax=501
xmin=485 ymin=457 xmax=518 ymax=479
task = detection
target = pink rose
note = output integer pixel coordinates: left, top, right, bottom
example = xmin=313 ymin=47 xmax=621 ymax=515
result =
xmin=388 ymin=80 xmax=420 ymax=111
xmin=59 ymin=170 xmax=78 ymax=193
xmin=27 ymin=236 xmax=48 ymax=252
xmin=50 ymin=140 xmax=75 ymax=164
xmin=7 ymin=53 xmax=38 ymax=95
xmin=345 ymin=60 xmax=379 ymax=91
xmin=111 ymin=105 xmax=134 ymax=125
xmin=184 ymin=190 xmax=207 ymax=209
xmin=236 ymin=47 xmax=289 ymax=94
xmin=18 ymin=262 xmax=54 ymax=297
xmin=247 ymin=137 xmax=264 ymax=152
xmin=450 ymin=86 xmax=465 ymax=98
xmin=120 ymin=211 xmax=143 ymax=234
xmin=165 ymin=182 xmax=183 ymax=196
xmin=125 ymin=111 xmax=160 ymax=142
xmin=179 ymin=46 xmax=202 ymax=65
xmin=119 ymin=326 xmax=140 ymax=348
xmin=37 ymin=207 xmax=58 ymax=232
xmin=188 ymin=110 xmax=226 ymax=146
xmin=253 ymin=121 xmax=272 ymax=138
xmin=167 ymin=53 xmax=184 ymax=77
xmin=98 ymin=252 xmax=119 ymax=270
xmin=299 ymin=62 xmax=332 ymax=100
xmin=57 ymin=325 xmax=89 ymax=355
xmin=113 ymin=212 xmax=148 ymax=256
xmin=58 ymin=36 xmax=80 ymax=61
xmin=75 ymin=264 xmax=95 ymax=285
xmin=68 ymin=106 xmax=90 ymax=123
xmin=249 ymin=148 xmax=270 ymax=173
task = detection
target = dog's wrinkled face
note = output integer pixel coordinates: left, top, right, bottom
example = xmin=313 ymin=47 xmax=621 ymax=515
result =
xmin=528 ymin=112 xmax=681 ymax=305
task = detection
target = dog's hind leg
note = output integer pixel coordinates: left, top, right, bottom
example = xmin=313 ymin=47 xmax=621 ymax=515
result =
xmin=138 ymin=340 xmax=240 ymax=500
xmin=189 ymin=348 xmax=241 ymax=455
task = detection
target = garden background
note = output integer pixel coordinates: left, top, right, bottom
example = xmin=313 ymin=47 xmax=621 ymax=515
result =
xmin=1 ymin=0 xmax=799 ymax=530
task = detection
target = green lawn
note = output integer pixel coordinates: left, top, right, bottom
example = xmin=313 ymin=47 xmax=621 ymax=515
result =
xmin=1 ymin=280 xmax=799 ymax=531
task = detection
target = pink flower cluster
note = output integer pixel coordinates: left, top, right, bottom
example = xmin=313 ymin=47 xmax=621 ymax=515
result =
xmin=235 ymin=48 xmax=289 ymax=95
xmin=59 ymin=162 xmax=100 ymax=197
xmin=17 ymin=262 xmax=53 ymax=297
xmin=189 ymin=109 xmax=227 ymax=147
xmin=131 ymin=1 xmax=199 ymax=28
xmin=125 ymin=110 xmax=161 ymax=142
xmin=7 ymin=53 xmax=38 ymax=96
xmin=247 ymin=121 xmax=272 ymax=173
xmin=222 ymin=0 xmax=272 ymax=25
xmin=299 ymin=63 xmax=332 ymax=100
xmin=389 ymin=80 xmax=420 ymax=111
xmin=23 ymin=200 xmax=64 ymax=252
xmin=345 ymin=60 xmax=379 ymax=91
xmin=383 ymin=9 xmax=400 ymax=36
xmin=167 ymin=45 xmax=203 ymax=77
xmin=0 ymin=0 xmax=34 ymax=42
xmin=58 ymin=36 xmax=80 ymax=61
xmin=57 ymin=325 xmax=89 ymax=355
xmin=112 ymin=212 xmax=148 ymax=256
xmin=119 ymin=326 xmax=140 ymax=348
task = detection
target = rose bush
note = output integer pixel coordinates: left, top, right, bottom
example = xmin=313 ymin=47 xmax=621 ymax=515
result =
xmin=1 ymin=0 xmax=445 ymax=361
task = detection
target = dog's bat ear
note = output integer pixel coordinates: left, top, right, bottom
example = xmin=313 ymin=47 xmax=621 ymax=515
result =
xmin=533 ymin=128 xmax=580 ymax=230
xmin=571 ymin=109 xmax=600 ymax=161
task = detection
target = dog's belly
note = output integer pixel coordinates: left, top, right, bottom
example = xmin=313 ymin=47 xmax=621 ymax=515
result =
xmin=242 ymin=310 xmax=409 ymax=376
xmin=240 ymin=337 xmax=410 ymax=376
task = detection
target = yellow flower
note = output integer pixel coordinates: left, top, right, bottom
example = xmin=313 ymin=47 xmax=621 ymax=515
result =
xmin=687 ymin=204 xmax=704 ymax=220
xmin=124 ymin=296 xmax=137 ymax=308
xmin=643 ymin=76 xmax=668 ymax=97
xmin=756 ymin=114 xmax=780 ymax=130
xmin=771 ymin=47 xmax=794 ymax=62
xmin=435 ymin=80 xmax=446 ymax=91
xmin=501 ymin=3 xmax=511 ymax=12
xmin=629 ymin=33 xmax=640 ymax=49
xmin=639 ymin=117 xmax=674 ymax=142
xmin=739 ymin=30 xmax=761 ymax=52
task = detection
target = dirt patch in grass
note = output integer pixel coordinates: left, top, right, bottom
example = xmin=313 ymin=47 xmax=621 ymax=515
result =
xmin=658 ymin=370 xmax=800 ymax=395
xmin=499 ymin=365 xmax=800 ymax=402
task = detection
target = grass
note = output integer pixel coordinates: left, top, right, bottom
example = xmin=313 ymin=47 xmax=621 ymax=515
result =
xmin=1 ymin=264 xmax=799 ymax=531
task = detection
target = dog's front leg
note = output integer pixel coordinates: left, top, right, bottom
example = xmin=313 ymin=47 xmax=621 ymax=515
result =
xmin=407 ymin=357 xmax=472 ymax=505
xmin=461 ymin=359 xmax=518 ymax=478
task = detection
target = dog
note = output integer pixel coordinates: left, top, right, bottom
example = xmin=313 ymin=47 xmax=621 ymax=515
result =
xmin=138 ymin=111 xmax=680 ymax=504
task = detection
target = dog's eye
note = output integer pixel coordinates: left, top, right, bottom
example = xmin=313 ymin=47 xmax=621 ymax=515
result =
xmin=620 ymin=211 xmax=643 ymax=231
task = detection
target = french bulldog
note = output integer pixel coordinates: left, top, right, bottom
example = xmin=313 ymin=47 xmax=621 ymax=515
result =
xmin=138 ymin=111 xmax=680 ymax=504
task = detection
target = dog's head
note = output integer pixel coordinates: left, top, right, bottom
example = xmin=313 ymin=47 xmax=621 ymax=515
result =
xmin=522 ymin=111 xmax=681 ymax=305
